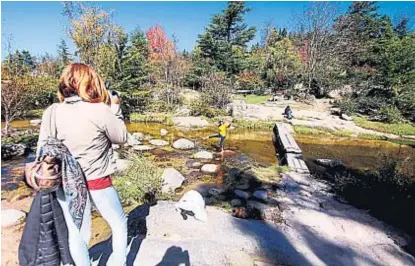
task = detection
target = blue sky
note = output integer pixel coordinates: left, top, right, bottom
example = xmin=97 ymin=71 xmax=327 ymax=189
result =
xmin=2 ymin=1 xmax=414 ymax=60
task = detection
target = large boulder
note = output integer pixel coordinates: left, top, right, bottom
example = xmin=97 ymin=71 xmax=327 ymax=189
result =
xmin=193 ymin=151 xmax=213 ymax=160
xmin=1 ymin=209 xmax=26 ymax=228
xmin=1 ymin=143 xmax=27 ymax=160
xmin=253 ymin=190 xmax=269 ymax=202
xmin=161 ymin=168 xmax=185 ymax=194
xmin=172 ymin=138 xmax=195 ymax=150
xmin=201 ymin=164 xmax=219 ymax=174
xmin=175 ymin=190 xmax=207 ymax=222
xmin=175 ymin=108 xmax=191 ymax=116
xmin=172 ymin=117 xmax=209 ymax=128
xmin=149 ymin=139 xmax=169 ymax=147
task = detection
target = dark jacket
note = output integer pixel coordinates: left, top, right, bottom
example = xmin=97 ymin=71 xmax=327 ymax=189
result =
xmin=18 ymin=189 xmax=74 ymax=266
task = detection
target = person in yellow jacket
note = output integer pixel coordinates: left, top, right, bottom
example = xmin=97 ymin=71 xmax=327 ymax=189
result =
xmin=203 ymin=120 xmax=231 ymax=152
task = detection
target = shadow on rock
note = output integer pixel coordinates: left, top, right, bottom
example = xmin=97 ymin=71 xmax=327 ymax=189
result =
xmin=156 ymin=246 xmax=190 ymax=266
xmin=89 ymin=203 xmax=150 ymax=266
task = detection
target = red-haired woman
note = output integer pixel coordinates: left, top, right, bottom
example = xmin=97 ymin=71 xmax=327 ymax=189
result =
xmin=37 ymin=63 xmax=128 ymax=265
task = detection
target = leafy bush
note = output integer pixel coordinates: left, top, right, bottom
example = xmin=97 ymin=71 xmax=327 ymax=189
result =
xmin=379 ymin=105 xmax=404 ymax=124
xmin=189 ymin=100 xmax=227 ymax=118
xmin=120 ymin=89 xmax=153 ymax=118
xmin=113 ymin=154 xmax=164 ymax=205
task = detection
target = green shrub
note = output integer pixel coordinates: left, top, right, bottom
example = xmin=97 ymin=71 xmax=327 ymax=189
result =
xmin=113 ymin=154 xmax=164 ymax=205
xmin=130 ymin=113 xmax=173 ymax=125
xmin=379 ymin=105 xmax=404 ymax=124
xmin=189 ymin=100 xmax=226 ymax=118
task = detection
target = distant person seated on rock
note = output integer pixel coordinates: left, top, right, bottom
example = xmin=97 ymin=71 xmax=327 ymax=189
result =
xmin=284 ymin=105 xmax=293 ymax=120
xmin=203 ymin=120 xmax=231 ymax=152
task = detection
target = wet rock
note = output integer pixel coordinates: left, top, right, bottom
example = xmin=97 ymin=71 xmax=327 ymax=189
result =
xmin=132 ymin=132 xmax=145 ymax=140
xmin=1 ymin=209 xmax=26 ymax=228
xmin=161 ymin=168 xmax=185 ymax=194
xmin=208 ymin=188 xmax=224 ymax=197
xmin=149 ymin=139 xmax=169 ymax=147
xmin=231 ymin=199 xmax=242 ymax=207
xmin=1 ymin=143 xmax=27 ymax=160
xmin=186 ymin=160 xmax=202 ymax=169
xmin=133 ymin=145 xmax=155 ymax=152
xmin=234 ymin=190 xmax=251 ymax=200
xmin=201 ymin=164 xmax=219 ymax=174
xmin=235 ymin=183 xmax=250 ymax=190
xmin=172 ymin=138 xmax=195 ymax=150
xmin=253 ymin=190 xmax=269 ymax=202
xmin=341 ymin=113 xmax=353 ymax=121
xmin=247 ymin=201 xmax=282 ymax=223
xmin=204 ymin=197 xmax=216 ymax=205
xmin=314 ymin=159 xmax=344 ymax=168
xmin=173 ymin=117 xmax=209 ymax=128
xmin=228 ymin=168 xmax=242 ymax=177
xmin=187 ymin=171 xmax=203 ymax=180
xmin=193 ymin=151 xmax=213 ymax=160
xmin=115 ymin=159 xmax=132 ymax=173
xmin=160 ymin=128 xmax=168 ymax=137
xmin=126 ymin=133 xmax=142 ymax=146
xmin=3 ymin=182 xmax=19 ymax=191
xmin=30 ymin=119 xmax=42 ymax=126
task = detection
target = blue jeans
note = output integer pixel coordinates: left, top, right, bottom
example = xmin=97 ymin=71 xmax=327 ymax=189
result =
xmin=209 ymin=133 xmax=226 ymax=150
xmin=57 ymin=186 xmax=128 ymax=266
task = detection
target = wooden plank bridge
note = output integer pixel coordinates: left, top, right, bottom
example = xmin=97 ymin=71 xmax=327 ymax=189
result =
xmin=272 ymin=123 xmax=310 ymax=174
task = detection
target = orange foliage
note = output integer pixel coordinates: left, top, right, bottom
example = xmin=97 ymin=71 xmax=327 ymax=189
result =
xmin=145 ymin=25 xmax=176 ymax=62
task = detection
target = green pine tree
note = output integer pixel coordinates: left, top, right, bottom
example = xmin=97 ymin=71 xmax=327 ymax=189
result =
xmin=197 ymin=1 xmax=256 ymax=75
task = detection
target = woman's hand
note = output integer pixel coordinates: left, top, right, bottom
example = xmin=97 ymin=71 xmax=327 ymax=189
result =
xmin=109 ymin=90 xmax=121 ymax=105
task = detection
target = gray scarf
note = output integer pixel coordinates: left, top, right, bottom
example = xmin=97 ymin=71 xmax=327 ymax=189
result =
xmin=39 ymin=136 xmax=88 ymax=229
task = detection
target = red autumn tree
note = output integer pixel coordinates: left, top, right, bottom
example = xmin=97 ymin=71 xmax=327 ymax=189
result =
xmin=146 ymin=25 xmax=177 ymax=83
